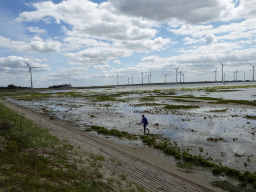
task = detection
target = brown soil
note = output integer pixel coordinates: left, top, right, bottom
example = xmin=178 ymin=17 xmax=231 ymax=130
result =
xmin=1 ymin=99 xmax=224 ymax=192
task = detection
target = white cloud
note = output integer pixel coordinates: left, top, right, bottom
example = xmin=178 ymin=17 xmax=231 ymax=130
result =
xmin=0 ymin=56 xmax=50 ymax=74
xmin=93 ymin=65 xmax=110 ymax=70
xmin=17 ymin=0 xmax=157 ymax=41
xmin=48 ymin=67 xmax=89 ymax=80
xmin=110 ymin=0 xmax=235 ymax=24
xmin=0 ymin=36 xmax=61 ymax=53
xmin=27 ymin=26 xmax=46 ymax=33
xmin=114 ymin=60 xmax=121 ymax=65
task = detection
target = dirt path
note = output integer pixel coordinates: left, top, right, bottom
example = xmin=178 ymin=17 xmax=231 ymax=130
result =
xmin=1 ymin=99 xmax=223 ymax=192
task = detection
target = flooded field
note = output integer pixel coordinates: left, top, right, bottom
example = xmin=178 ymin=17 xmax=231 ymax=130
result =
xmin=3 ymin=81 xmax=256 ymax=188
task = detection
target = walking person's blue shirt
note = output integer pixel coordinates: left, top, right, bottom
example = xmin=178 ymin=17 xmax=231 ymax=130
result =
xmin=140 ymin=117 xmax=148 ymax=125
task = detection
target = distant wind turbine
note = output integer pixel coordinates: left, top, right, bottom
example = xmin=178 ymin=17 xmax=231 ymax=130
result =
xmin=219 ymin=60 xmax=227 ymax=83
xmin=250 ymin=65 xmax=256 ymax=81
xmin=140 ymin=70 xmax=143 ymax=84
xmin=116 ymin=73 xmax=119 ymax=85
xmin=178 ymin=70 xmax=182 ymax=83
xmin=173 ymin=67 xmax=179 ymax=83
xmin=214 ymin=68 xmax=217 ymax=82
xmin=24 ymin=60 xmax=40 ymax=89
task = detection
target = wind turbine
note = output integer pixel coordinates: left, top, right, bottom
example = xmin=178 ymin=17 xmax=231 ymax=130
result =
xmin=140 ymin=70 xmax=143 ymax=84
xmin=131 ymin=73 xmax=134 ymax=84
xmin=178 ymin=70 xmax=182 ymax=83
xmin=116 ymin=73 xmax=119 ymax=85
xmin=24 ymin=60 xmax=40 ymax=89
xmin=233 ymin=71 xmax=236 ymax=81
xmin=182 ymin=72 xmax=185 ymax=83
xmin=219 ymin=60 xmax=226 ymax=83
xmin=244 ymin=73 xmax=245 ymax=81
xmin=214 ymin=68 xmax=217 ymax=82
xmin=164 ymin=73 xmax=168 ymax=83
xmin=148 ymin=75 xmax=150 ymax=84
xmin=127 ymin=76 xmax=130 ymax=85
xmin=149 ymin=72 xmax=152 ymax=84
xmin=250 ymin=65 xmax=256 ymax=81
xmin=172 ymin=67 xmax=179 ymax=83
xmin=235 ymin=70 xmax=238 ymax=81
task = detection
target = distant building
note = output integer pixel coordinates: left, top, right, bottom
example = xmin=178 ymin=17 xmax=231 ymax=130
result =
xmin=49 ymin=84 xmax=72 ymax=88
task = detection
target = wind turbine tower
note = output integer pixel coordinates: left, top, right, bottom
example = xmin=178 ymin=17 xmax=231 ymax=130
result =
xmin=214 ymin=68 xmax=217 ymax=82
xmin=251 ymin=65 xmax=255 ymax=81
xmin=219 ymin=60 xmax=226 ymax=83
xmin=127 ymin=76 xmax=130 ymax=85
xmin=116 ymin=73 xmax=119 ymax=85
xmin=164 ymin=74 xmax=167 ymax=83
xmin=150 ymin=72 xmax=151 ymax=84
xmin=24 ymin=60 xmax=40 ymax=89
xmin=131 ymin=73 xmax=134 ymax=84
xmin=140 ymin=71 xmax=143 ymax=84
xmin=179 ymin=70 xmax=182 ymax=83
xmin=172 ymin=67 xmax=179 ymax=83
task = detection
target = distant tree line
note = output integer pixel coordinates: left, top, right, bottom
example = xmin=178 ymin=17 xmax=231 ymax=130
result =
xmin=0 ymin=84 xmax=29 ymax=90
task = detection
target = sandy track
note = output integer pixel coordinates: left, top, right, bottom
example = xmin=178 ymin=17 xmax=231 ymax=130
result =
xmin=1 ymin=99 xmax=223 ymax=192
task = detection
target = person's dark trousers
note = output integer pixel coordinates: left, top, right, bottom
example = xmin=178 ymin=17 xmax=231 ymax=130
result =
xmin=143 ymin=124 xmax=147 ymax=133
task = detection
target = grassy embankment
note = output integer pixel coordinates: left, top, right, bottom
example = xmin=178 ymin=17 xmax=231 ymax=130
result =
xmin=0 ymin=102 xmax=145 ymax=192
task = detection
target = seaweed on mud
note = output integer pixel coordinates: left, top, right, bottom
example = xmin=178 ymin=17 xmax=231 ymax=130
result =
xmin=245 ymin=115 xmax=256 ymax=120
xmin=90 ymin=125 xmax=137 ymax=140
xmin=207 ymin=137 xmax=224 ymax=142
xmin=209 ymin=109 xmax=227 ymax=112
xmin=210 ymin=180 xmax=255 ymax=192
xmin=172 ymin=99 xmax=200 ymax=103
xmin=139 ymin=97 xmax=156 ymax=102
xmin=215 ymin=99 xmax=256 ymax=106
xmin=164 ymin=104 xmax=200 ymax=110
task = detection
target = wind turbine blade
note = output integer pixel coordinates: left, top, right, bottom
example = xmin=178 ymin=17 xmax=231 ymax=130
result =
xmin=24 ymin=60 xmax=31 ymax=68
xmin=26 ymin=69 xmax=31 ymax=77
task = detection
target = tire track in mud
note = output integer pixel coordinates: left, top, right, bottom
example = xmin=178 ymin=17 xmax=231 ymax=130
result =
xmin=1 ymin=100 xmax=217 ymax=192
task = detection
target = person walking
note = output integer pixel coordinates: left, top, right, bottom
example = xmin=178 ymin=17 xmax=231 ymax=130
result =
xmin=140 ymin=115 xmax=149 ymax=133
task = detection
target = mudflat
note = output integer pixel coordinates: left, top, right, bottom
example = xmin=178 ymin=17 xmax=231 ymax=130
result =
xmin=0 ymin=99 xmax=221 ymax=192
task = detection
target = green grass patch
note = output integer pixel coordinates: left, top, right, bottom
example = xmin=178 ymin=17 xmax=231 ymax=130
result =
xmin=92 ymin=94 xmax=126 ymax=102
xmin=0 ymin=102 xmax=143 ymax=191
xmin=90 ymin=125 xmax=137 ymax=140
xmin=164 ymin=104 xmax=200 ymax=110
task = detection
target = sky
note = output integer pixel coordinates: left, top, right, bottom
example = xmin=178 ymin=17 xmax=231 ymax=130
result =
xmin=1 ymin=0 xmax=256 ymax=88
